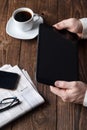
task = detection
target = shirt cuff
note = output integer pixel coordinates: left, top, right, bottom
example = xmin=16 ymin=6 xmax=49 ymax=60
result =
xmin=80 ymin=18 xmax=87 ymax=39
xmin=83 ymin=90 xmax=87 ymax=107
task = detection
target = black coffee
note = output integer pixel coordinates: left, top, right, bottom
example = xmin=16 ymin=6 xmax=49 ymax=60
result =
xmin=14 ymin=11 xmax=32 ymax=22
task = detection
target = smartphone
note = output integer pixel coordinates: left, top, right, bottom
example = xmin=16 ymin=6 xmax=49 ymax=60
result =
xmin=36 ymin=23 xmax=79 ymax=86
xmin=0 ymin=71 xmax=20 ymax=90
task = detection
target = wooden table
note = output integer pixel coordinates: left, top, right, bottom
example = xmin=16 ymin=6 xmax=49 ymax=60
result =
xmin=1 ymin=0 xmax=87 ymax=130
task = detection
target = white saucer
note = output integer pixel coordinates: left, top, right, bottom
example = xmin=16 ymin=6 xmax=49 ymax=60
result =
xmin=6 ymin=16 xmax=43 ymax=40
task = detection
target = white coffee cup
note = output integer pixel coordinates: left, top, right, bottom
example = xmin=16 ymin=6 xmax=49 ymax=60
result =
xmin=12 ymin=7 xmax=40 ymax=32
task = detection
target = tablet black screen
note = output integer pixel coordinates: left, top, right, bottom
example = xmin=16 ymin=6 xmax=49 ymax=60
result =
xmin=36 ymin=23 xmax=78 ymax=85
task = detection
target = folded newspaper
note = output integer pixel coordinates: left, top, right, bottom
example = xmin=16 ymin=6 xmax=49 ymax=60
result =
xmin=0 ymin=64 xmax=44 ymax=128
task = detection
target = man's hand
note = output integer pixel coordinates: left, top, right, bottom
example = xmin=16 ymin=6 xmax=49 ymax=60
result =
xmin=50 ymin=81 xmax=87 ymax=104
xmin=53 ymin=18 xmax=83 ymax=38
xmin=51 ymin=18 xmax=87 ymax=105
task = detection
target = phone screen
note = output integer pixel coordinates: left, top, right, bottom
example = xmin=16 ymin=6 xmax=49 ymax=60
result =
xmin=0 ymin=71 xmax=20 ymax=90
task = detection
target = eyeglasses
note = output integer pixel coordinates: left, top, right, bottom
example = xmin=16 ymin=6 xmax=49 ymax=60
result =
xmin=0 ymin=96 xmax=21 ymax=112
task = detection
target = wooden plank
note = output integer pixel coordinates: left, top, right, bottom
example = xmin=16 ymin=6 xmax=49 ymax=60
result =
xmin=17 ymin=0 xmax=58 ymax=130
xmin=0 ymin=0 xmax=26 ymax=129
xmin=57 ymin=1 xmax=87 ymax=130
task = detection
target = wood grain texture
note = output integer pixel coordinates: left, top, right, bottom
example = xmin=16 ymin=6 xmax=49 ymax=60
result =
xmin=0 ymin=0 xmax=87 ymax=130
xmin=57 ymin=1 xmax=87 ymax=130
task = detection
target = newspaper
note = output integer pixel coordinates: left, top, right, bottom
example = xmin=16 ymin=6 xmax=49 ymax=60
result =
xmin=0 ymin=65 xmax=44 ymax=128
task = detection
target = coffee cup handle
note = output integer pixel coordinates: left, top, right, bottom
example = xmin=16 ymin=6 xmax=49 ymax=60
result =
xmin=33 ymin=13 xmax=40 ymax=23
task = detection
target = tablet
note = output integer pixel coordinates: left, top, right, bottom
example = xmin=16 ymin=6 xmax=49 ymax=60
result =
xmin=36 ymin=23 xmax=78 ymax=85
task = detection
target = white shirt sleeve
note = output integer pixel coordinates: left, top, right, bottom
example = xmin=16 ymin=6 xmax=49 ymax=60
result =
xmin=83 ymin=90 xmax=87 ymax=107
xmin=80 ymin=18 xmax=87 ymax=106
xmin=80 ymin=18 xmax=87 ymax=39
